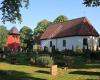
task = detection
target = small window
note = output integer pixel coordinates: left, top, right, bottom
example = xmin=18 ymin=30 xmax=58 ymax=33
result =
xmin=83 ymin=38 xmax=87 ymax=45
xmin=63 ymin=40 xmax=66 ymax=47
xmin=50 ymin=41 xmax=52 ymax=47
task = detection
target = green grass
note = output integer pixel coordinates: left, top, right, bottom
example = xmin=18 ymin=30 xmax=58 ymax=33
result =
xmin=0 ymin=62 xmax=100 ymax=80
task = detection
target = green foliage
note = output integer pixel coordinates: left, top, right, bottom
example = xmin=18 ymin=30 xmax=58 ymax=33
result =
xmin=83 ymin=0 xmax=100 ymax=7
xmin=16 ymin=53 xmax=30 ymax=64
xmin=66 ymin=56 xmax=85 ymax=68
xmin=73 ymin=56 xmax=85 ymax=68
xmin=20 ymin=26 xmax=32 ymax=35
xmin=0 ymin=0 xmax=29 ymax=23
xmin=36 ymin=56 xmax=53 ymax=67
xmin=53 ymin=15 xmax=68 ymax=23
xmin=20 ymin=26 xmax=33 ymax=49
xmin=6 ymin=53 xmax=31 ymax=64
xmin=33 ymin=19 xmax=51 ymax=36
xmin=30 ymin=51 xmax=39 ymax=64
xmin=0 ymin=25 xmax=8 ymax=50
xmin=6 ymin=54 xmax=17 ymax=64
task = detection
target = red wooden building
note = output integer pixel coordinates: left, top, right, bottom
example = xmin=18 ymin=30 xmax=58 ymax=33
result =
xmin=6 ymin=27 xmax=20 ymax=53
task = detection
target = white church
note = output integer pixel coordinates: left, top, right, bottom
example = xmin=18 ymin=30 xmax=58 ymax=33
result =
xmin=40 ymin=17 xmax=100 ymax=52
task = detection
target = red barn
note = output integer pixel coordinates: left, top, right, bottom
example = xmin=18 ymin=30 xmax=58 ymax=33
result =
xmin=6 ymin=27 xmax=20 ymax=53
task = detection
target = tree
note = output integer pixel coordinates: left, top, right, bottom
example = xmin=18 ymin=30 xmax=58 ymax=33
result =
xmin=0 ymin=0 xmax=29 ymax=23
xmin=83 ymin=0 xmax=100 ymax=7
xmin=20 ymin=26 xmax=33 ymax=51
xmin=0 ymin=25 xmax=8 ymax=50
xmin=33 ymin=19 xmax=51 ymax=36
xmin=53 ymin=15 xmax=68 ymax=23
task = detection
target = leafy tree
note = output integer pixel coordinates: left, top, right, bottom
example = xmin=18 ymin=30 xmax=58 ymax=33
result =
xmin=83 ymin=0 xmax=100 ymax=7
xmin=33 ymin=19 xmax=51 ymax=36
xmin=0 ymin=0 xmax=29 ymax=23
xmin=20 ymin=26 xmax=33 ymax=50
xmin=0 ymin=25 xmax=8 ymax=50
xmin=53 ymin=15 xmax=68 ymax=23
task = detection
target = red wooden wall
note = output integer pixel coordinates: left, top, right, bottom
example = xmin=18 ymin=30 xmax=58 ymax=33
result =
xmin=6 ymin=35 xmax=20 ymax=52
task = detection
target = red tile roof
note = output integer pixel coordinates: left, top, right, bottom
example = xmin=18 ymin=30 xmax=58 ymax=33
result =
xmin=40 ymin=17 xmax=99 ymax=40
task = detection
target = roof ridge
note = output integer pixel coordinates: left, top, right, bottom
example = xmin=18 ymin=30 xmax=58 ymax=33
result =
xmin=69 ymin=16 xmax=86 ymax=21
xmin=48 ymin=16 xmax=86 ymax=26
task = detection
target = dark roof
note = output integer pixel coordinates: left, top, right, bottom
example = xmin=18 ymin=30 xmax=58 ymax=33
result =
xmin=40 ymin=17 xmax=99 ymax=40
xmin=10 ymin=27 xmax=20 ymax=35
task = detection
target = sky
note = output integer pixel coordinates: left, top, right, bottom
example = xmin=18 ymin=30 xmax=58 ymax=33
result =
xmin=0 ymin=0 xmax=100 ymax=33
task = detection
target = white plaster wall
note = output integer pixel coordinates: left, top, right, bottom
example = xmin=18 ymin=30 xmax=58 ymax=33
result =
xmin=87 ymin=36 xmax=99 ymax=50
xmin=41 ymin=36 xmax=99 ymax=51
xmin=56 ymin=37 xmax=83 ymax=51
xmin=41 ymin=39 xmax=56 ymax=52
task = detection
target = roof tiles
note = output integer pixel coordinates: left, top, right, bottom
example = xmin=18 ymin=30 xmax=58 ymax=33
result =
xmin=40 ymin=17 xmax=99 ymax=40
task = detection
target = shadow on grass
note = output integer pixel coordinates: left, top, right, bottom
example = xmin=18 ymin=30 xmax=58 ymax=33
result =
xmin=35 ymin=70 xmax=50 ymax=74
xmin=82 ymin=64 xmax=100 ymax=69
xmin=69 ymin=71 xmax=100 ymax=76
xmin=0 ymin=70 xmax=46 ymax=80
xmin=72 ymin=60 xmax=100 ymax=69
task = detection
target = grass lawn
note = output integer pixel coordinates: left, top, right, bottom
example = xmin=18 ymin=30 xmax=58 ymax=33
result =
xmin=0 ymin=62 xmax=100 ymax=80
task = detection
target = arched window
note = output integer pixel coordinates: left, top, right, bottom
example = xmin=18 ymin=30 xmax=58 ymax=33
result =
xmin=63 ymin=40 xmax=66 ymax=47
xmin=50 ymin=41 xmax=52 ymax=47
xmin=83 ymin=38 xmax=88 ymax=45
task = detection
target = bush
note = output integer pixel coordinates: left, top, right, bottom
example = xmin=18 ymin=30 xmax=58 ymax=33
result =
xmin=84 ymin=51 xmax=100 ymax=60
xmin=16 ymin=53 xmax=30 ymax=65
xmin=6 ymin=54 xmax=15 ymax=64
xmin=73 ymin=56 xmax=85 ymax=68
xmin=30 ymin=52 xmax=38 ymax=64
xmin=65 ymin=56 xmax=85 ymax=68
xmin=6 ymin=52 xmax=31 ymax=64
xmin=36 ymin=56 xmax=53 ymax=67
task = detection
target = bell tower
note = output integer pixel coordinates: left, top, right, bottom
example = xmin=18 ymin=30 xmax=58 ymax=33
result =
xmin=6 ymin=27 xmax=20 ymax=53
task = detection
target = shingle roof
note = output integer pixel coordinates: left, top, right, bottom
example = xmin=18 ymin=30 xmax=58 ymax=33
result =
xmin=10 ymin=27 xmax=20 ymax=35
xmin=40 ymin=17 xmax=99 ymax=40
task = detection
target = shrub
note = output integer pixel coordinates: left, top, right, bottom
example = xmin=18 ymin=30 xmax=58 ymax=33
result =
xmin=6 ymin=53 xmax=31 ymax=64
xmin=6 ymin=54 xmax=18 ymax=64
xmin=65 ymin=56 xmax=74 ymax=68
xmin=36 ymin=56 xmax=53 ymax=67
xmin=16 ymin=53 xmax=30 ymax=65
xmin=30 ymin=52 xmax=38 ymax=64
xmin=73 ymin=56 xmax=85 ymax=68
xmin=65 ymin=56 xmax=85 ymax=68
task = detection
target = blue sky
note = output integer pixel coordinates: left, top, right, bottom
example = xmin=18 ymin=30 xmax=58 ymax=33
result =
xmin=0 ymin=0 xmax=100 ymax=33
